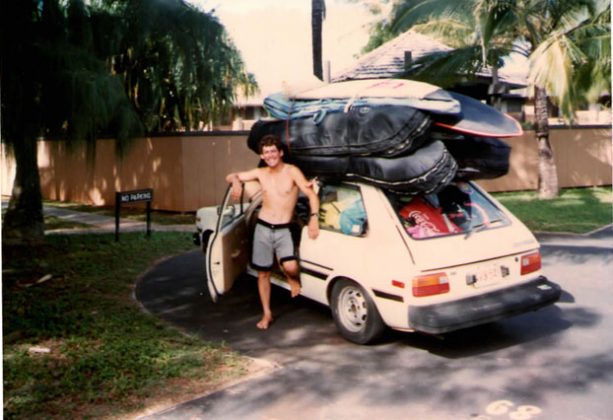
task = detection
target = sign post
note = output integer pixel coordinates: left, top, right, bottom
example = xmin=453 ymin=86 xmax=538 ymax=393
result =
xmin=115 ymin=188 xmax=154 ymax=241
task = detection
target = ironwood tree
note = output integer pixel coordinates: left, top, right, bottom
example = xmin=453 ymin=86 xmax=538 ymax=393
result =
xmin=1 ymin=0 xmax=257 ymax=245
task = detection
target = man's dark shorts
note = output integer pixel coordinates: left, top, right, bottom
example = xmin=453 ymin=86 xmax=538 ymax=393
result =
xmin=251 ymin=219 xmax=297 ymax=271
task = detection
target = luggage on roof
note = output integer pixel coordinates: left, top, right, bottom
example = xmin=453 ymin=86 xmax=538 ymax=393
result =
xmin=248 ymin=105 xmax=431 ymax=158
xmin=282 ymin=78 xmax=462 ymax=116
xmin=432 ymin=91 xmax=523 ymax=138
xmin=289 ymin=140 xmax=458 ymax=195
xmin=441 ymin=137 xmax=511 ymax=180
xmin=247 ymin=79 xmax=519 ymax=194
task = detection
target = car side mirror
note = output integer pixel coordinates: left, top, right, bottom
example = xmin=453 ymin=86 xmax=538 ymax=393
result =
xmin=217 ymin=205 xmax=236 ymax=217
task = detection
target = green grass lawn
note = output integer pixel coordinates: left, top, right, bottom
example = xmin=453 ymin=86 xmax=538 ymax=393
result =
xmin=492 ymin=186 xmax=612 ymax=233
xmin=2 ymin=232 xmax=246 ymax=419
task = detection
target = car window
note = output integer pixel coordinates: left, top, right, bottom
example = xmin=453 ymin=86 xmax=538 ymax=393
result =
xmin=219 ymin=199 xmax=242 ymax=229
xmin=387 ymin=182 xmax=508 ymax=239
xmin=318 ymin=183 xmax=368 ymax=236
xmin=219 ymin=181 xmax=261 ymax=229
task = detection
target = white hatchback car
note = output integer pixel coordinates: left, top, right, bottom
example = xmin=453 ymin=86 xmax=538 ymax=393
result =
xmin=194 ymin=179 xmax=561 ymax=344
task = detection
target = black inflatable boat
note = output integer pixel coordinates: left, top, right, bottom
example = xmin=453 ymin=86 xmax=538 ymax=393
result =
xmin=248 ymin=105 xmax=432 ymax=158
xmin=288 ymin=140 xmax=458 ymax=195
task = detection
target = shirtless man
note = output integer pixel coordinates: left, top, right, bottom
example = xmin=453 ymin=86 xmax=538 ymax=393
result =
xmin=226 ymin=134 xmax=320 ymax=329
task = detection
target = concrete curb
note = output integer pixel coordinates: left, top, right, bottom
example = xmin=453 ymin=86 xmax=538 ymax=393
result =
xmin=534 ymin=224 xmax=613 ymax=238
xmin=535 ymin=224 xmax=613 ymax=249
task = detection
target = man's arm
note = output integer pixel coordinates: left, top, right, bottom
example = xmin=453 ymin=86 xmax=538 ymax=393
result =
xmin=226 ymin=169 xmax=259 ymax=200
xmin=290 ymin=166 xmax=320 ymax=240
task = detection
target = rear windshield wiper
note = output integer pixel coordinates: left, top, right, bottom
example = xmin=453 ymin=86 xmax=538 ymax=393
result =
xmin=464 ymin=219 xmax=501 ymax=239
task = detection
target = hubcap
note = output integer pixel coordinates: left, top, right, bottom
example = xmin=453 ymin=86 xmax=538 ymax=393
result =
xmin=338 ymin=286 xmax=368 ymax=332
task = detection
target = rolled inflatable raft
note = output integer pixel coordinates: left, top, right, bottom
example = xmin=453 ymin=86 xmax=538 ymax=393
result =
xmin=442 ymin=137 xmax=511 ymax=180
xmin=288 ymin=140 xmax=458 ymax=195
xmin=247 ymin=104 xmax=432 ymax=158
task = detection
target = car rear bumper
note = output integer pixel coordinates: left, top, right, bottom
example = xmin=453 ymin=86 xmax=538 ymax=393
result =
xmin=408 ymin=276 xmax=561 ymax=334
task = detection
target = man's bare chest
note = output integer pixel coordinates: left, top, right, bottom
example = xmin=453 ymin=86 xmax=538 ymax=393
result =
xmin=262 ymin=177 xmax=296 ymax=198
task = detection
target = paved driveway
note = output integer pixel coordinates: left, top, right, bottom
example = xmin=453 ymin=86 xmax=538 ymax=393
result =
xmin=135 ymin=227 xmax=613 ymax=420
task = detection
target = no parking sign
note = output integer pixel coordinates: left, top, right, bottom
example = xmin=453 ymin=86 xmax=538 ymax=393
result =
xmin=115 ymin=188 xmax=153 ymax=241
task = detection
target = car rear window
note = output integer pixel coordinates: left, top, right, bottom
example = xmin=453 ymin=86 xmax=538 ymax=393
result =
xmin=387 ymin=182 xmax=509 ymax=239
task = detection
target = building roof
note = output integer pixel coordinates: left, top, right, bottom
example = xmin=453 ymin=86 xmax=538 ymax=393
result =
xmin=332 ymin=30 xmax=526 ymax=88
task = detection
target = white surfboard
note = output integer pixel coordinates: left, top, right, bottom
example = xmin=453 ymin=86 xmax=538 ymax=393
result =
xmin=284 ymin=78 xmax=461 ymax=115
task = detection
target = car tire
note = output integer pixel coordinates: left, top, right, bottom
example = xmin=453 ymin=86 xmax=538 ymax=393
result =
xmin=201 ymin=230 xmax=212 ymax=277
xmin=201 ymin=230 xmax=212 ymax=255
xmin=331 ymin=278 xmax=386 ymax=344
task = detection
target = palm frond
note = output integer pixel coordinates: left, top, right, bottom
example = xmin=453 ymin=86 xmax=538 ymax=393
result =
xmin=412 ymin=18 xmax=474 ymax=48
xmin=391 ymin=0 xmax=475 ymax=33
xmin=528 ymin=34 xmax=584 ymax=116
xmin=408 ymin=45 xmax=485 ymax=87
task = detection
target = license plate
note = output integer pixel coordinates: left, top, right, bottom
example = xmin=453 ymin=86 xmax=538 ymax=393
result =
xmin=473 ymin=265 xmax=502 ymax=288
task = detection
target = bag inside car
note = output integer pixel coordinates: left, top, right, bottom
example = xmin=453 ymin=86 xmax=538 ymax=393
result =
xmin=389 ymin=182 xmax=508 ymax=239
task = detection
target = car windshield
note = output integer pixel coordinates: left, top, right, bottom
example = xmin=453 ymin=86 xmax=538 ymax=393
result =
xmin=386 ymin=182 xmax=509 ymax=239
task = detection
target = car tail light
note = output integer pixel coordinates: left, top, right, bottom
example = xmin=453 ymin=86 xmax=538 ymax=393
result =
xmin=412 ymin=273 xmax=450 ymax=297
xmin=521 ymin=251 xmax=541 ymax=275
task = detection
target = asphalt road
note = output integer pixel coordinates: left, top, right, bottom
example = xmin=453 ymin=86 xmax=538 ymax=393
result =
xmin=135 ymin=227 xmax=613 ymax=420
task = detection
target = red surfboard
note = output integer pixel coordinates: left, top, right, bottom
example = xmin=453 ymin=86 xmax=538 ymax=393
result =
xmin=433 ymin=91 xmax=523 ymax=138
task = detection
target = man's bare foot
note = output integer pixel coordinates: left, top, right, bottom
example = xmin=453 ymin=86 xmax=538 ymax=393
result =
xmin=256 ymin=315 xmax=274 ymax=330
xmin=288 ymin=279 xmax=301 ymax=298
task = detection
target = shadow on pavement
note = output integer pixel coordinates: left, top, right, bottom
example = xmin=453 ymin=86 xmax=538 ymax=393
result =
xmin=136 ymin=234 xmax=613 ymax=420
xmin=136 ymin=248 xmax=573 ymax=362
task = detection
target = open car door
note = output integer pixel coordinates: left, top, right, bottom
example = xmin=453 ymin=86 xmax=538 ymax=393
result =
xmin=206 ymin=184 xmax=256 ymax=302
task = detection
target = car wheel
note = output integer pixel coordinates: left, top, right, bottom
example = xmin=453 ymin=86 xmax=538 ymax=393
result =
xmin=201 ymin=230 xmax=212 ymax=254
xmin=331 ymin=279 xmax=386 ymax=344
xmin=201 ymin=230 xmax=212 ymax=276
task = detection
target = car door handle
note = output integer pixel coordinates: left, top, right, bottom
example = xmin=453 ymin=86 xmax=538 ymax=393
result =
xmin=231 ymin=250 xmax=241 ymax=259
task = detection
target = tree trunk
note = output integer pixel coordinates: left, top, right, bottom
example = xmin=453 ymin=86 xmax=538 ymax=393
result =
xmin=311 ymin=0 xmax=325 ymax=80
xmin=534 ymin=85 xmax=559 ymax=199
xmin=2 ymin=135 xmax=45 ymax=246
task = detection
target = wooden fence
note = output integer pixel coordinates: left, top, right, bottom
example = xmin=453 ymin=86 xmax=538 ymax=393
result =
xmin=1 ymin=127 xmax=611 ymax=212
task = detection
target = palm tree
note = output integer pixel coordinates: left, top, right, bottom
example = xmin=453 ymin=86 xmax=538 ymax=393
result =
xmin=312 ymin=0 xmax=327 ymax=80
xmin=1 ymin=0 xmax=257 ymax=245
xmin=388 ymin=0 xmax=610 ymax=198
